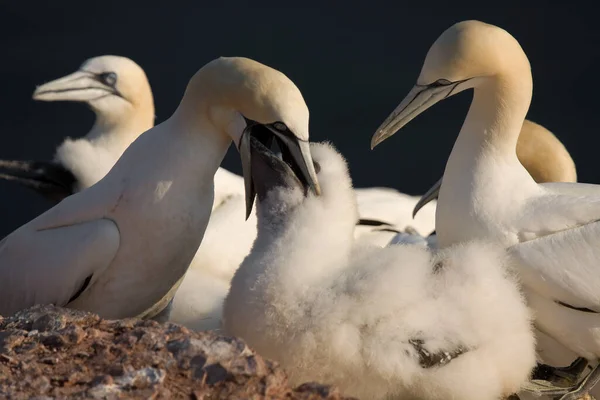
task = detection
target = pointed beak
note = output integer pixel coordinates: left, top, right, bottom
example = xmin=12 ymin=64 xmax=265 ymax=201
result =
xmin=371 ymin=80 xmax=469 ymax=149
xmin=248 ymin=135 xmax=303 ymax=202
xmin=267 ymin=127 xmax=321 ymax=196
xmin=33 ymin=71 xmax=115 ymax=102
xmin=412 ymin=177 xmax=442 ymax=218
xmin=239 ymin=122 xmax=321 ymax=220
xmin=239 ymin=125 xmax=257 ymax=219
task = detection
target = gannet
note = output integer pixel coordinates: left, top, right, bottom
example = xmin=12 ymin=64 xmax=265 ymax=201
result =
xmin=170 ymin=182 xmax=433 ymax=330
xmin=0 ymin=55 xmax=260 ymax=326
xmin=224 ymin=138 xmax=536 ymax=400
xmin=371 ymin=20 xmax=600 ymax=400
xmin=0 ymin=57 xmax=320 ymax=322
xmin=408 ymin=118 xmax=593 ymax=399
xmin=412 ymin=119 xmax=578 ymax=218
xmin=0 ymin=56 xmax=154 ymax=199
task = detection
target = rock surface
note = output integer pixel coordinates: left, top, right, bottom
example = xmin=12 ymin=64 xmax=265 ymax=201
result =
xmin=0 ymin=305 xmax=354 ymax=399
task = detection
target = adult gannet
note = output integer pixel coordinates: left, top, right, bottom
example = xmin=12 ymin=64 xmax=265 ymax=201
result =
xmin=371 ymin=20 xmax=600 ymax=400
xmin=0 ymin=56 xmax=154 ymax=199
xmin=412 ymin=119 xmax=578 ymax=218
xmin=224 ymin=138 xmax=536 ymax=400
xmin=0 ymin=55 xmax=259 ymax=325
xmin=387 ymin=118 xmax=574 ymax=249
xmin=408 ymin=118 xmax=593 ymax=399
xmin=0 ymin=57 xmax=320 ymax=322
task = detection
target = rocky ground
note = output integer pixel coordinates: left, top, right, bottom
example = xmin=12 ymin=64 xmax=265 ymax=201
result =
xmin=0 ymin=305 xmax=354 ymax=399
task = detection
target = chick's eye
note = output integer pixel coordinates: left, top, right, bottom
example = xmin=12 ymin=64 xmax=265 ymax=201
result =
xmin=99 ymin=72 xmax=117 ymax=86
xmin=273 ymin=122 xmax=287 ymax=131
xmin=313 ymin=161 xmax=321 ymax=174
xmin=429 ymin=78 xmax=452 ymax=88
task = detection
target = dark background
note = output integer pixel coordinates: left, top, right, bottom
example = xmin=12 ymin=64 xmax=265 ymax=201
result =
xmin=0 ymin=2 xmax=598 ymax=236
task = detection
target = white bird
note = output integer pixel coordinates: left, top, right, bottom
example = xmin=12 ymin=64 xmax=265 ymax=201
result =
xmin=357 ymin=118 xmax=578 ymax=249
xmin=371 ymin=20 xmax=600 ymax=400
xmin=0 ymin=56 xmax=320 ymax=322
xmin=0 ymin=55 xmax=155 ymax=199
xmin=224 ymin=138 xmax=536 ymax=400
xmin=0 ymin=55 xmax=427 ymax=331
xmin=397 ymin=119 xmax=577 ymax=248
xmin=410 ymin=119 xmax=595 ymax=399
xmin=412 ymin=119 xmax=578 ymax=220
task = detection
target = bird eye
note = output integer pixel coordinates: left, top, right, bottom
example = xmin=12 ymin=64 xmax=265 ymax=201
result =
xmin=273 ymin=122 xmax=287 ymax=131
xmin=429 ymin=79 xmax=452 ymax=88
xmin=313 ymin=161 xmax=321 ymax=174
xmin=99 ymin=72 xmax=118 ymax=87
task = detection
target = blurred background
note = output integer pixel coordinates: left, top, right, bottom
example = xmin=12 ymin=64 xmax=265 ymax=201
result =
xmin=0 ymin=1 xmax=598 ymax=236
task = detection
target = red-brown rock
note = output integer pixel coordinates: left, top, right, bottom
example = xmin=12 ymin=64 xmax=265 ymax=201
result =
xmin=0 ymin=305 xmax=355 ymax=399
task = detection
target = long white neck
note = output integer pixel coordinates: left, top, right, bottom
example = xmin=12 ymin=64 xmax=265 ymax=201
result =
xmin=437 ymin=68 xmax=537 ymax=246
xmin=104 ymin=103 xmax=231 ymax=198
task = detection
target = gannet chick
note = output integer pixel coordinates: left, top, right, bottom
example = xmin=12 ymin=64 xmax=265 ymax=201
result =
xmin=0 ymin=56 xmax=154 ymax=199
xmin=411 ymin=119 xmax=577 ymax=218
xmin=0 ymin=57 xmax=320 ymax=321
xmin=371 ymin=20 xmax=600 ymax=399
xmin=224 ymin=138 xmax=536 ymax=400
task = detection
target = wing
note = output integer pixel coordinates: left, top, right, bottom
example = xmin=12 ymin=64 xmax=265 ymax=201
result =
xmin=510 ymin=219 xmax=600 ymax=312
xmin=518 ymin=183 xmax=600 ymax=238
xmin=0 ymin=159 xmax=76 ymax=202
xmin=509 ymin=183 xmax=600 ymax=311
xmin=0 ymin=218 xmax=120 ymax=316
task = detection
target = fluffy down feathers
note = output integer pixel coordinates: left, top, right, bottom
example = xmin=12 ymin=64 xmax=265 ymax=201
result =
xmin=224 ymin=141 xmax=536 ymax=400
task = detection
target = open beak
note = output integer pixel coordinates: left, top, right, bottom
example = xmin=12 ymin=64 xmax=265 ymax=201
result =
xmin=239 ymin=120 xmax=321 ymax=219
xmin=412 ymin=177 xmax=442 ymax=218
xmin=33 ymin=70 xmax=119 ymax=102
xmin=248 ymin=135 xmax=303 ymax=202
xmin=371 ymin=79 xmax=469 ymax=149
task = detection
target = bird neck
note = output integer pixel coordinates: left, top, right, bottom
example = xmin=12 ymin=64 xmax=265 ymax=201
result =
xmin=443 ymin=67 xmax=535 ymax=183
xmin=436 ymin=68 xmax=537 ymax=247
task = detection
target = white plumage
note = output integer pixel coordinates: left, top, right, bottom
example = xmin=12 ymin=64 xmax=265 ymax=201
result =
xmin=6 ymin=55 xmax=434 ymax=330
xmin=224 ymin=140 xmax=536 ymax=400
xmin=0 ymin=57 xmax=319 ymax=321
xmin=371 ymin=20 xmax=600 ymax=399
xmin=0 ymin=55 xmax=155 ymax=199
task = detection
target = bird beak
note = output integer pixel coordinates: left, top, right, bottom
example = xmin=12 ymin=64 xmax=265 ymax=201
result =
xmin=266 ymin=126 xmax=321 ymax=197
xmin=33 ymin=70 xmax=117 ymax=102
xmin=239 ymin=121 xmax=321 ymax=220
xmin=248 ymin=135 xmax=303 ymax=202
xmin=371 ymin=80 xmax=469 ymax=149
xmin=412 ymin=177 xmax=442 ymax=218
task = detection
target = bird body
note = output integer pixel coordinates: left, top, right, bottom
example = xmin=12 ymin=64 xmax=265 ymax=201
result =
xmin=0 ymin=57 xmax=319 ymax=322
xmin=371 ymin=20 xmax=600 ymax=398
xmin=224 ymin=139 xmax=536 ymax=400
xmin=0 ymin=113 xmax=226 ymax=318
